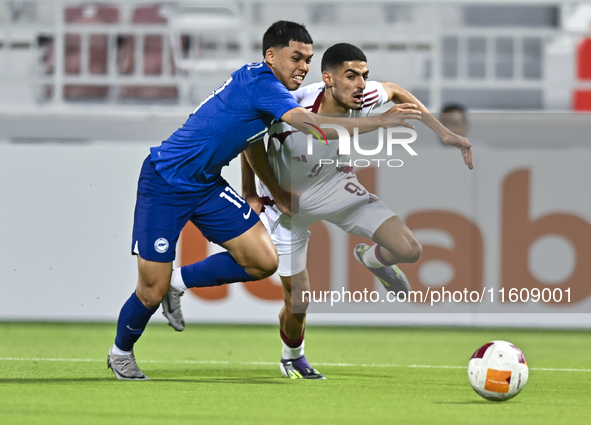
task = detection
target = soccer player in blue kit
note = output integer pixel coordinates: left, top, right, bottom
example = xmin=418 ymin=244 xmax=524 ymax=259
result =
xmin=107 ymin=21 xmax=423 ymax=380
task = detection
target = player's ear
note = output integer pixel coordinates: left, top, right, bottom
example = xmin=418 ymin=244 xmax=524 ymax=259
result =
xmin=322 ymin=70 xmax=333 ymax=87
xmin=265 ymin=47 xmax=276 ymax=66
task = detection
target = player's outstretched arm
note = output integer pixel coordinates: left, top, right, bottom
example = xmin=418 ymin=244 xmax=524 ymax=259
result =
xmin=243 ymin=142 xmax=297 ymax=216
xmin=380 ymin=82 xmax=474 ymax=170
xmin=280 ymin=106 xmax=422 ymax=139
xmin=240 ymin=152 xmax=264 ymax=215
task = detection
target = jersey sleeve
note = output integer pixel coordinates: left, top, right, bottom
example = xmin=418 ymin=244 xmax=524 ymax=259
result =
xmin=291 ymin=86 xmax=307 ymax=104
xmin=363 ymin=81 xmax=390 ymax=111
xmin=291 ymin=82 xmax=324 ymax=105
xmin=250 ymin=75 xmax=302 ymax=121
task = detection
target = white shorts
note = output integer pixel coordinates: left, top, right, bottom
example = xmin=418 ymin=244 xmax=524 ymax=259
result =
xmin=259 ymin=175 xmax=396 ymax=277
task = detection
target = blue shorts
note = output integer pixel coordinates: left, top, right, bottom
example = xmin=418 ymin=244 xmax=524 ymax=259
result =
xmin=131 ymin=156 xmax=259 ymax=262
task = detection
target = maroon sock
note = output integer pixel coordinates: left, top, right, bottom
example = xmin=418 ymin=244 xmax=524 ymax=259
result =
xmin=280 ymin=329 xmax=305 ymax=348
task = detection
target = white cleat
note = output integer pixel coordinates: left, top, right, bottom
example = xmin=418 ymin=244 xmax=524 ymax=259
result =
xmin=107 ymin=346 xmax=149 ymax=380
xmin=354 ymin=243 xmax=411 ymax=295
xmin=162 ymin=285 xmax=185 ymax=331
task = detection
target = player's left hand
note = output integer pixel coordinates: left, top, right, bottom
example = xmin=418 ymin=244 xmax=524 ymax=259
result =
xmin=274 ymin=188 xmax=300 ymax=217
xmin=441 ymin=133 xmax=474 ymax=170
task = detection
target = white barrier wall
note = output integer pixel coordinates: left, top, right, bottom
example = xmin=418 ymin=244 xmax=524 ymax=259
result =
xmin=1 ymin=115 xmax=590 ymax=327
xmin=0 ymin=139 xmax=287 ymax=323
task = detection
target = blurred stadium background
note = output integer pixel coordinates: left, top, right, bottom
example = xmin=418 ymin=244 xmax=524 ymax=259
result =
xmin=1 ymin=0 xmax=590 ymax=328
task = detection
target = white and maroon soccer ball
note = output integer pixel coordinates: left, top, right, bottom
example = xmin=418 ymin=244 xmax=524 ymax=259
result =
xmin=467 ymin=340 xmax=529 ymax=401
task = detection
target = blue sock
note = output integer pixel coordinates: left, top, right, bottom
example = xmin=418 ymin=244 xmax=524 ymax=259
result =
xmin=181 ymin=252 xmax=256 ymax=288
xmin=114 ymin=291 xmax=157 ymax=352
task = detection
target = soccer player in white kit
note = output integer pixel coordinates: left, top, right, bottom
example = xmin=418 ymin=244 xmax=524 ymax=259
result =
xmin=241 ymin=43 xmax=474 ymax=379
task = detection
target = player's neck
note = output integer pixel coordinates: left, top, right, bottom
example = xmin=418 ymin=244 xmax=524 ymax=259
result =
xmin=318 ymin=88 xmax=350 ymax=114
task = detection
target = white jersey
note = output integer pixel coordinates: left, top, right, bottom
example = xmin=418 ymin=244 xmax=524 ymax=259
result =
xmin=256 ymin=81 xmax=389 ymax=209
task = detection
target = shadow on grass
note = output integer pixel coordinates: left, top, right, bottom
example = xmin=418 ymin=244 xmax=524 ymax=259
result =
xmin=433 ymin=400 xmax=516 ymax=405
xmin=0 ymin=378 xmax=115 ymax=384
xmin=0 ymin=375 xmax=290 ymax=385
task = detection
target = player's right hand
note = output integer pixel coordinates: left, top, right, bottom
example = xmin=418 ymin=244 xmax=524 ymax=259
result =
xmin=380 ymin=103 xmax=422 ymax=129
xmin=441 ymin=132 xmax=474 ymax=170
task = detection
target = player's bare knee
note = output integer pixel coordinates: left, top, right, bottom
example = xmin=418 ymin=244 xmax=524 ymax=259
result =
xmin=136 ymin=272 xmax=170 ymax=308
xmin=249 ymin=255 xmax=279 ymax=279
xmin=247 ymin=238 xmax=279 ymax=279
xmin=406 ymin=239 xmax=423 ymax=263
xmin=144 ymin=293 xmax=165 ymax=310
xmin=136 ymin=280 xmax=168 ymax=309
xmin=136 ymin=257 xmax=171 ymax=305
xmin=393 ymin=237 xmax=422 ymax=264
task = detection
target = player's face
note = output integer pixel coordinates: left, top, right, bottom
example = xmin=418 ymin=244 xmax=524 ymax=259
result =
xmin=265 ymin=41 xmax=313 ymax=91
xmin=329 ymin=61 xmax=369 ymax=111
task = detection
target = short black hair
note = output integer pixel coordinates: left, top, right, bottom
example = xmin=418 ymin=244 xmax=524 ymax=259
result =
xmin=441 ymin=103 xmax=467 ymax=114
xmin=262 ymin=21 xmax=313 ymax=57
xmin=321 ymin=43 xmax=367 ymax=72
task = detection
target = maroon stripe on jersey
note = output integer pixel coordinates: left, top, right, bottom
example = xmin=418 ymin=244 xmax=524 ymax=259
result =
xmin=261 ymin=196 xmax=275 ymax=207
xmin=260 ymin=196 xmax=276 ymax=213
xmin=363 ymin=94 xmax=379 ymax=104
xmin=363 ymin=100 xmax=378 ymax=109
xmin=311 ymin=89 xmax=325 ymax=113
xmin=363 ymin=89 xmax=378 ymax=97
xmin=337 ymin=166 xmax=354 ymax=174
xmin=291 ymin=155 xmax=308 ymax=163
xmin=304 ymin=105 xmax=313 ymax=109
xmin=272 ymin=130 xmax=296 ymax=145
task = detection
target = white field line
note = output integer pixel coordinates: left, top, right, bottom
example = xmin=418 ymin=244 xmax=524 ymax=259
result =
xmin=0 ymin=357 xmax=590 ymax=372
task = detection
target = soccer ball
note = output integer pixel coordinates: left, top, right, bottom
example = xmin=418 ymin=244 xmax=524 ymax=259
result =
xmin=467 ymin=340 xmax=529 ymax=401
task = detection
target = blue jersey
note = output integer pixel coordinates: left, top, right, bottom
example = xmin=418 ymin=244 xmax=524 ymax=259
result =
xmin=150 ymin=62 xmax=301 ymax=191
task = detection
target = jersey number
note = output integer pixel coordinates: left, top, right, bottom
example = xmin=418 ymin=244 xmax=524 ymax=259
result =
xmin=193 ymin=78 xmax=233 ymax=114
xmin=344 ymin=182 xmax=367 ymax=197
xmin=219 ymin=187 xmax=245 ymax=208
xmin=308 ymin=163 xmax=324 ymax=178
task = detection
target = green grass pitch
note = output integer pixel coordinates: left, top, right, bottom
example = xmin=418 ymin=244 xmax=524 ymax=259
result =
xmin=0 ymin=322 xmax=590 ymax=424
